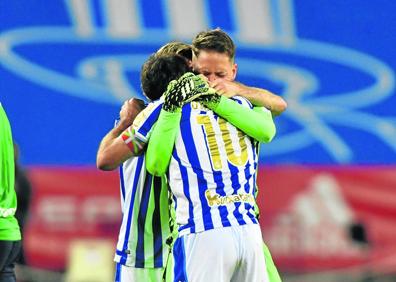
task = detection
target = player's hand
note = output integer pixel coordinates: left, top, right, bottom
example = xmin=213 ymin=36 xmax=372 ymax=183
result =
xmin=163 ymin=72 xmax=215 ymax=112
xmin=209 ymin=79 xmax=241 ymax=98
xmin=119 ymin=98 xmax=146 ymax=128
xmin=195 ymin=92 xmax=222 ymax=110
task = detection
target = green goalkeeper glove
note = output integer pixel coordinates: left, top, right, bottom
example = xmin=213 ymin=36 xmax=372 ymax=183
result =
xmin=195 ymin=92 xmax=222 ymax=110
xmin=162 ymin=72 xmax=215 ymax=112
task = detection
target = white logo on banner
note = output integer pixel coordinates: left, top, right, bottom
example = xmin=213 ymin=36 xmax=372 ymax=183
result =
xmin=267 ymin=174 xmax=365 ymax=257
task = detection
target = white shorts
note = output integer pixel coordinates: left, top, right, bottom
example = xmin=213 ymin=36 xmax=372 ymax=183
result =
xmin=114 ymin=263 xmax=165 ymax=282
xmin=172 ymin=224 xmax=268 ymax=282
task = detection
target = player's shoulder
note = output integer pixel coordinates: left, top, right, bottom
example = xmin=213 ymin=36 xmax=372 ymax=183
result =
xmin=133 ymin=98 xmax=163 ymax=128
xmin=144 ymin=97 xmax=164 ymax=113
xmin=231 ymin=96 xmax=253 ymax=109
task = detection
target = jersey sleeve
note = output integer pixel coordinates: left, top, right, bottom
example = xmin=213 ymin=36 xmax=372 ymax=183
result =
xmin=212 ymin=96 xmax=276 ymax=143
xmin=145 ymin=109 xmax=182 ymax=176
xmin=131 ymin=99 xmax=164 ymax=143
xmin=119 ymin=99 xmax=163 ymax=155
xmin=230 ymin=95 xmax=254 ymax=108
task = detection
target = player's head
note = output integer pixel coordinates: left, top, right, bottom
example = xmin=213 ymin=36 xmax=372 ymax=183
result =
xmin=192 ymin=28 xmax=237 ymax=82
xmin=156 ymin=41 xmax=193 ymax=63
xmin=140 ymin=54 xmax=191 ymax=101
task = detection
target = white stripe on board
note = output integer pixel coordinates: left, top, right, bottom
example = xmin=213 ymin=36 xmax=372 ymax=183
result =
xmin=233 ymin=0 xmax=275 ymax=44
xmin=166 ymin=0 xmax=206 ymax=39
xmin=276 ymin=0 xmax=296 ymax=45
xmin=66 ymin=0 xmax=96 ymax=37
xmin=104 ymin=0 xmax=141 ymax=37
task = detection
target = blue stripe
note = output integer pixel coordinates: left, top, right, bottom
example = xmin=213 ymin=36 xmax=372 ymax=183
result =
xmin=242 ymin=139 xmax=259 ymax=224
xmin=253 ymin=143 xmax=259 ymax=216
xmin=120 ymin=156 xmax=145 ymax=265
xmin=172 ymin=194 xmax=178 ymax=212
xmin=173 ymin=237 xmax=188 ymax=282
xmin=114 ymin=262 xmax=121 ymax=282
xmin=231 ymin=97 xmax=243 ymax=105
xmin=206 ymin=115 xmax=230 ymax=227
xmin=231 ymin=96 xmax=253 ymax=108
xmin=119 ymin=164 xmax=126 ymax=204
xmin=173 ymin=149 xmax=195 ymax=234
xmin=178 ymin=224 xmax=191 ymax=233
xmin=135 ymin=172 xmax=154 ymax=267
xmin=92 ymin=0 xmax=103 ymax=27
xmin=115 ymin=249 xmax=124 ymax=256
xmin=180 ymin=105 xmax=214 ymax=231
xmin=253 ymin=143 xmax=259 ymax=194
xmin=233 ymin=202 xmax=246 ymax=225
xmin=152 ymin=176 xmax=164 ymax=268
xmin=246 ymin=141 xmax=258 ymax=195
xmin=243 ymin=160 xmax=253 ymax=194
xmin=245 ymin=202 xmax=259 ymax=224
xmin=206 ymin=0 xmax=234 ymax=31
xmin=251 ymin=142 xmax=260 ymax=222
xmin=141 ymin=0 xmax=166 ymax=28
xmin=226 ymin=149 xmax=246 ymax=226
xmin=136 ymin=103 xmax=162 ymax=138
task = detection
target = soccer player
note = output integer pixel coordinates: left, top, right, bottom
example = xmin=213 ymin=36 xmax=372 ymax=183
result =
xmin=99 ymin=41 xmax=283 ymax=281
xmin=142 ymin=29 xmax=280 ymax=281
xmin=0 ymin=103 xmax=21 ymax=282
xmin=100 ymin=57 xmax=277 ymax=282
xmin=97 ymin=43 xmax=194 ymax=282
xmin=192 ymin=28 xmax=284 ymax=282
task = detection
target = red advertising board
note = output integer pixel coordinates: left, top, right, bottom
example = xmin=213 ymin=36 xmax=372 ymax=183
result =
xmin=257 ymin=166 xmax=396 ymax=273
xmin=24 ymin=166 xmax=396 ymax=273
xmin=25 ymin=167 xmax=121 ymax=269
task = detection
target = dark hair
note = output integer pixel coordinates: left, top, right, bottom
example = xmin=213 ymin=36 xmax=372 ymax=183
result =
xmin=192 ymin=28 xmax=235 ymax=61
xmin=140 ymin=54 xmax=191 ymax=101
xmin=156 ymin=42 xmax=192 ymax=61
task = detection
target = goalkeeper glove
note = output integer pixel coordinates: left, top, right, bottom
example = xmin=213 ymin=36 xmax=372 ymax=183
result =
xmin=195 ymin=92 xmax=222 ymax=110
xmin=163 ymin=72 xmax=215 ymax=112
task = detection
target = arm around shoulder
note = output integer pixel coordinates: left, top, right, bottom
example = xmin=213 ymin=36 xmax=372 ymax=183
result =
xmin=97 ymin=98 xmax=146 ymax=170
xmin=211 ymin=96 xmax=276 ymax=143
xmin=96 ymin=122 xmax=145 ymax=171
xmin=96 ymin=130 xmax=134 ymax=171
xmin=253 ymin=106 xmax=276 ymax=143
xmin=236 ymin=83 xmax=287 ymax=116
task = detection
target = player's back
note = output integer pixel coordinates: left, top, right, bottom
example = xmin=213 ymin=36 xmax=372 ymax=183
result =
xmin=115 ymin=152 xmax=171 ymax=268
xmin=168 ymin=97 xmax=259 ymax=236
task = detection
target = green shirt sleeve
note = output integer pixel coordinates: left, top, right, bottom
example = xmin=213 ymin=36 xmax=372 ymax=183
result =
xmin=0 ymin=104 xmax=21 ymax=240
xmin=146 ymin=109 xmax=181 ymax=176
xmin=212 ymin=96 xmax=276 ymax=143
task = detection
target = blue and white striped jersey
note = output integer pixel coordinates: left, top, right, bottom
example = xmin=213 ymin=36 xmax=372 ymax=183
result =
xmin=134 ymin=97 xmax=260 ymax=237
xmin=114 ymin=142 xmax=171 ymax=268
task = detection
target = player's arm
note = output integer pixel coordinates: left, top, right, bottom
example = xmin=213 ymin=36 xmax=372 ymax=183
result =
xmin=146 ymin=73 xmax=214 ymax=176
xmin=98 ymin=98 xmax=166 ymax=172
xmin=96 ymin=98 xmax=145 ymax=171
xmin=205 ymin=95 xmax=276 ymax=143
xmin=145 ymin=109 xmax=181 ymax=176
xmin=209 ymin=79 xmax=287 ymax=116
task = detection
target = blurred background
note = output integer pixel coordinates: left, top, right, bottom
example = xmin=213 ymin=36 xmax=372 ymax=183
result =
xmin=1 ymin=0 xmax=396 ymax=281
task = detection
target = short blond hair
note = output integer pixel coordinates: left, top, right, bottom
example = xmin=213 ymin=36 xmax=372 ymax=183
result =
xmin=192 ymin=28 xmax=235 ymax=61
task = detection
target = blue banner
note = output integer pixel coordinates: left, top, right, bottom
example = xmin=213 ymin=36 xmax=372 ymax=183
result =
xmin=1 ymin=0 xmax=395 ymax=165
